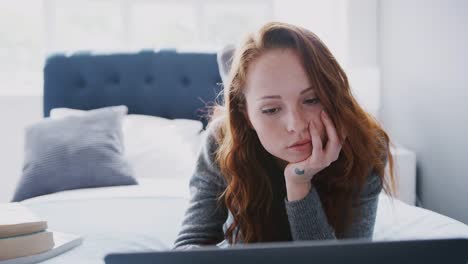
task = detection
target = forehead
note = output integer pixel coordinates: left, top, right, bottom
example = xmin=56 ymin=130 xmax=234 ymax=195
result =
xmin=244 ymin=48 xmax=311 ymax=97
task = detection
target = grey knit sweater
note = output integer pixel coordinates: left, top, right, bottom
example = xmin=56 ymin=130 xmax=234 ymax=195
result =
xmin=173 ymin=122 xmax=384 ymax=249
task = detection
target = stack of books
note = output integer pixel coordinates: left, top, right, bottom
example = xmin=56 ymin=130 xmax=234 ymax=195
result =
xmin=0 ymin=203 xmax=82 ymax=264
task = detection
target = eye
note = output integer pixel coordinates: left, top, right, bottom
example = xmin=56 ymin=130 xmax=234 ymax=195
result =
xmin=304 ymin=98 xmax=320 ymax=104
xmin=261 ymin=108 xmax=280 ymax=115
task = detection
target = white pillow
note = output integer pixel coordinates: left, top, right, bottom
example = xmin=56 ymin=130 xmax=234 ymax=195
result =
xmin=50 ymin=107 xmax=204 ymax=179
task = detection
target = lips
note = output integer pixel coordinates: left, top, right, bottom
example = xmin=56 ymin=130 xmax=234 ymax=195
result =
xmin=288 ymin=139 xmax=311 ymax=148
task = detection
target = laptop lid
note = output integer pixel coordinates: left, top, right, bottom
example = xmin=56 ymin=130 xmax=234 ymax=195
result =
xmin=104 ymin=238 xmax=468 ymax=264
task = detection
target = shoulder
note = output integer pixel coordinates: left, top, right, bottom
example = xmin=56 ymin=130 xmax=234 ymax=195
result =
xmin=206 ymin=116 xmax=224 ymax=142
xmin=362 ymin=128 xmax=389 ymax=195
xmin=367 ymin=128 xmax=389 ymax=195
xmin=359 ymin=172 xmax=383 ymax=203
xmin=202 ymin=116 xmax=225 ymax=160
xmin=193 ymin=116 xmax=227 ymax=188
xmin=374 ymin=128 xmax=390 ymax=167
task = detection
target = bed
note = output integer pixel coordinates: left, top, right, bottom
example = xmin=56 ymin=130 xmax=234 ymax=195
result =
xmin=16 ymin=50 xmax=468 ymax=263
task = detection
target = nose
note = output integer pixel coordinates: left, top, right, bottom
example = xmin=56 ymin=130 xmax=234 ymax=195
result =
xmin=285 ymin=108 xmax=308 ymax=134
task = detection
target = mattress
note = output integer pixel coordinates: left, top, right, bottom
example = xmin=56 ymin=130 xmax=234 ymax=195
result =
xmin=20 ymin=178 xmax=468 ymax=264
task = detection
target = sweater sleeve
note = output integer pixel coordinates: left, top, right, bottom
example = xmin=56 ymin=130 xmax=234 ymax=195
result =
xmin=284 ymin=172 xmax=383 ymax=241
xmin=173 ymin=123 xmax=228 ymax=250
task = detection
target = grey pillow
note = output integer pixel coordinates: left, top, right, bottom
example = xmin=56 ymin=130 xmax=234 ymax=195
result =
xmin=216 ymin=44 xmax=236 ymax=84
xmin=12 ymin=106 xmax=137 ymax=202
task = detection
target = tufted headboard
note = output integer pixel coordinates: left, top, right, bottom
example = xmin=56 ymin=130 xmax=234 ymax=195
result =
xmin=43 ymin=50 xmax=223 ymax=127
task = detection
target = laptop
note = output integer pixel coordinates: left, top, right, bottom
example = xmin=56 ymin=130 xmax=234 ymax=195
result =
xmin=104 ymin=238 xmax=468 ymax=264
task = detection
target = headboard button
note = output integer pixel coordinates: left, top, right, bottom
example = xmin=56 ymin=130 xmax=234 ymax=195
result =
xmin=181 ymin=76 xmax=191 ymax=86
xmin=145 ymin=75 xmax=154 ymax=84
xmin=77 ymin=79 xmax=87 ymax=88
xmin=110 ymin=75 xmax=120 ymax=84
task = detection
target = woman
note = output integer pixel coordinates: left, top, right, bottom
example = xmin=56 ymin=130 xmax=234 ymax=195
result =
xmin=174 ymin=21 xmax=396 ymax=249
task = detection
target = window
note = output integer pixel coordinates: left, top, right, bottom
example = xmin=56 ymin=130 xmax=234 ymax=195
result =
xmin=49 ymin=0 xmax=125 ymax=52
xmin=0 ymin=1 xmax=44 ymax=95
xmin=0 ymin=0 xmax=273 ymax=94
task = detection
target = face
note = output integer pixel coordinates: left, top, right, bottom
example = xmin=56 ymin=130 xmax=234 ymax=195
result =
xmin=243 ymin=48 xmax=326 ymax=166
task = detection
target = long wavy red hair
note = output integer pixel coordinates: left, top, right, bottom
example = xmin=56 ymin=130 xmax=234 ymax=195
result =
xmin=210 ymin=22 xmax=397 ymax=244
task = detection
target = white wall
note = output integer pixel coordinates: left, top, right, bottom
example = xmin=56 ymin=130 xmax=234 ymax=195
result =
xmin=274 ymin=0 xmax=382 ymax=117
xmin=379 ymin=0 xmax=468 ymax=224
xmin=274 ymin=0 xmax=349 ymax=66
xmin=345 ymin=0 xmax=381 ymax=118
xmin=274 ymin=0 xmax=379 ymax=68
xmin=0 ymin=95 xmax=42 ymax=202
xmin=347 ymin=0 xmax=379 ymax=68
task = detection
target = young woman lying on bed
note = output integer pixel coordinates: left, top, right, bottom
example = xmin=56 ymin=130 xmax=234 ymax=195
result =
xmin=173 ymin=21 xmax=397 ymax=249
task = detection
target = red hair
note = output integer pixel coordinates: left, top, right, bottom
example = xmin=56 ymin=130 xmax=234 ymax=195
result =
xmin=211 ymin=22 xmax=397 ymax=243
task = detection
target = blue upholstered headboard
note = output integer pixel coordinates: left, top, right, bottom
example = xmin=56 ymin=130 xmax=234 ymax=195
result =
xmin=43 ymin=50 xmax=222 ymax=127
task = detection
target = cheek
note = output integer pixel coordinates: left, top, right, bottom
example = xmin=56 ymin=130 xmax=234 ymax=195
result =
xmin=256 ymin=126 xmax=291 ymax=161
xmin=249 ymin=114 xmax=284 ymax=148
xmin=253 ymin=118 xmax=281 ymax=142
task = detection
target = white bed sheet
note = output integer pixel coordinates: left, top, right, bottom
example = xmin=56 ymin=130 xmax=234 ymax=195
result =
xmin=20 ymin=178 xmax=468 ymax=264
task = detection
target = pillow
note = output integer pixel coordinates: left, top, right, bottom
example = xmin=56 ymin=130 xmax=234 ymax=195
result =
xmin=50 ymin=107 xmax=204 ymax=179
xmin=216 ymin=44 xmax=236 ymax=84
xmin=12 ymin=106 xmax=137 ymax=202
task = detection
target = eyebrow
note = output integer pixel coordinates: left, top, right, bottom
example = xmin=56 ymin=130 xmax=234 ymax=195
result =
xmin=257 ymin=87 xmax=315 ymax=101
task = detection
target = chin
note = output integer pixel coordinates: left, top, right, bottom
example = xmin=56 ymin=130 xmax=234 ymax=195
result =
xmin=293 ymin=150 xmax=313 ymax=161
xmin=277 ymin=153 xmax=308 ymax=164
xmin=267 ymin=148 xmax=309 ymax=165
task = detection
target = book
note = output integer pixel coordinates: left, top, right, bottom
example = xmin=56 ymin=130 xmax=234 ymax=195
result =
xmin=0 ymin=203 xmax=47 ymax=238
xmin=0 ymin=231 xmax=54 ymax=261
xmin=0 ymin=231 xmax=82 ymax=264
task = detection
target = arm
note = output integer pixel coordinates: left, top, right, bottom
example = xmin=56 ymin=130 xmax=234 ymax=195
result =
xmin=284 ymin=172 xmax=383 ymax=240
xmin=173 ymin=127 xmax=228 ymax=250
xmin=341 ymin=172 xmax=383 ymax=238
xmin=283 ymin=110 xmax=385 ymax=240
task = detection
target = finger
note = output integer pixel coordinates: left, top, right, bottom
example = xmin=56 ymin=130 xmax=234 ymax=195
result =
xmin=321 ymin=110 xmax=342 ymax=160
xmin=309 ymin=119 xmax=323 ymax=160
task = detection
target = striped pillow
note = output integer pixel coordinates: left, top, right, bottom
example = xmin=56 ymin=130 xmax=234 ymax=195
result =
xmin=12 ymin=106 xmax=137 ymax=202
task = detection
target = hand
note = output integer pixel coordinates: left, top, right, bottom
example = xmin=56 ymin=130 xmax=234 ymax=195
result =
xmin=284 ymin=110 xmax=345 ymax=186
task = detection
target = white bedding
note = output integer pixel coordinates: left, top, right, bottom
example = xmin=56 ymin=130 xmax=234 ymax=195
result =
xmin=20 ymin=178 xmax=468 ymax=264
